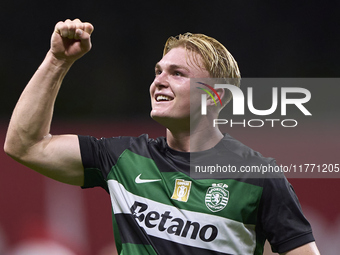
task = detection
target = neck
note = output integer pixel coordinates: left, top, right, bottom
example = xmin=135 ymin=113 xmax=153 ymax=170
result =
xmin=166 ymin=117 xmax=223 ymax=152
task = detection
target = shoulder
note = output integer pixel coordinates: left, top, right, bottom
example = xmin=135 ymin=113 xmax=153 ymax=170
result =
xmin=220 ymin=133 xmax=276 ymax=165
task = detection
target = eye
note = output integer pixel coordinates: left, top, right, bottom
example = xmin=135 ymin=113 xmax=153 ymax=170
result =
xmin=155 ymin=69 xmax=162 ymax=76
xmin=174 ymin=71 xmax=182 ymax=76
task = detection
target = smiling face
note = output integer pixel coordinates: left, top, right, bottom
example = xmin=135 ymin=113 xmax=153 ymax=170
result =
xmin=150 ymin=47 xmax=210 ymax=130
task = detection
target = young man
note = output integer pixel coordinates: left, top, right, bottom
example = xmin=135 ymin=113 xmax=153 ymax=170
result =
xmin=4 ymin=19 xmax=320 ymax=254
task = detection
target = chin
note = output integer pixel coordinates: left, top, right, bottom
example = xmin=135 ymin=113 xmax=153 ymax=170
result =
xmin=150 ymin=108 xmax=170 ymax=118
xmin=150 ymin=112 xmax=168 ymax=122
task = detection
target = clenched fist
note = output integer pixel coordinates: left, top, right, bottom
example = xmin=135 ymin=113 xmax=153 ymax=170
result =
xmin=50 ymin=19 xmax=94 ymax=63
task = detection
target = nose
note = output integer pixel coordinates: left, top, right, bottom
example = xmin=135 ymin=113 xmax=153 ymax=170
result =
xmin=153 ymin=71 xmax=169 ymax=89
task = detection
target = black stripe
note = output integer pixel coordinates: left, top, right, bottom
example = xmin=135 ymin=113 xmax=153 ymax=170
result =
xmin=148 ymin=235 xmax=233 ymax=255
xmin=115 ymin=213 xmax=232 ymax=255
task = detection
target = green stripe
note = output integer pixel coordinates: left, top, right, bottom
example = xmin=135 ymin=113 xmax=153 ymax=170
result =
xmin=121 ymin=243 xmax=157 ymax=255
xmin=107 ymin=150 xmax=262 ymax=224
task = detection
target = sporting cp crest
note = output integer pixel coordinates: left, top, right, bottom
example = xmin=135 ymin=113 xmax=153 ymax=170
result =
xmin=205 ymin=183 xmax=229 ymax=212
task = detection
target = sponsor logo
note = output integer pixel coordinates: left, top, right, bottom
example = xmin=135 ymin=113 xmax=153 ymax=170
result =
xmin=130 ymin=201 xmax=218 ymax=242
xmin=171 ymin=179 xmax=192 ymax=202
xmin=135 ymin=174 xmax=161 ymax=184
xmin=205 ymin=183 xmax=229 ymax=212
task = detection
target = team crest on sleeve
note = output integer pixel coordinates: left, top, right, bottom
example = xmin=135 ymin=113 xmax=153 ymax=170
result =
xmin=205 ymin=183 xmax=229 ymax=212
xmin=171 ymin=179 xmax=192 ymax=202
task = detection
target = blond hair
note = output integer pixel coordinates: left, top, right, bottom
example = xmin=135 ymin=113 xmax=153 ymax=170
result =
xmin=163 ymin=33 xmax=241 ymax=106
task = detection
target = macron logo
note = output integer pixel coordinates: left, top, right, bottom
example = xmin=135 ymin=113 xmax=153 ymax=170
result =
xmin=135 ymin=174 xmax=161 ymax=184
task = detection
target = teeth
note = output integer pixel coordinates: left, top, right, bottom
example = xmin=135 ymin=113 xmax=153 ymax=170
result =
xmin=156 ymin=95 xmax=172 ymax=101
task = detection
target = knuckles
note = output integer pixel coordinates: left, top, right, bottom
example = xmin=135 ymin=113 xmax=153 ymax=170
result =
xmin=55 ymin=19 xmax=94 ymax=39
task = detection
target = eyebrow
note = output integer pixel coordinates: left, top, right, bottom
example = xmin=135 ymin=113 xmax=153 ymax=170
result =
xmin=155 ymin=63 xmax=190 ymax=73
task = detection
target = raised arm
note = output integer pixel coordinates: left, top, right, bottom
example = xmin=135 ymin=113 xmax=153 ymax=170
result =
xmin=4 ymin=19 xmax=94 ymax=186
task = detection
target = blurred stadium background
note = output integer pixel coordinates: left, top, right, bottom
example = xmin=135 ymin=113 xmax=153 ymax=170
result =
xmin=0 ymin=0 xmax=339 ymax=254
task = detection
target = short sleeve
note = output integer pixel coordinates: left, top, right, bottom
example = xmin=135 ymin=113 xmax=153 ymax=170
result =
xmin=78 ymin=135 xmax=137 ymax=191
xmin=258 ymin=175 xmax=315 ymax=253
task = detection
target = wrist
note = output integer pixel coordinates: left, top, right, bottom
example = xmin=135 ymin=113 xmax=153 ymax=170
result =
xmin=39 ymin=51 xmax=74 ymax=74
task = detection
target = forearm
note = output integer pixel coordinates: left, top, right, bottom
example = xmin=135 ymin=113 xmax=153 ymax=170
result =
xmin=5 ymin=51 xmax=73 ymax=158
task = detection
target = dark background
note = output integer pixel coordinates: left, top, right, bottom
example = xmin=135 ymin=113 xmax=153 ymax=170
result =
xmin=0 ymin=1 xmax=339 ymax=255
xmin=0 ymin=0 xmax=339 ymax=120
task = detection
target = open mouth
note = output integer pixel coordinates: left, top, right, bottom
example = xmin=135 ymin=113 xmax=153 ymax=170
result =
xmin=156 ymin=95 xmax=174 ymax=102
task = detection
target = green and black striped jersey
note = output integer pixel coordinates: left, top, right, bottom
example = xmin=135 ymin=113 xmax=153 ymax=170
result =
xmin=79 ymin=134 xmax=314 ymax=255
